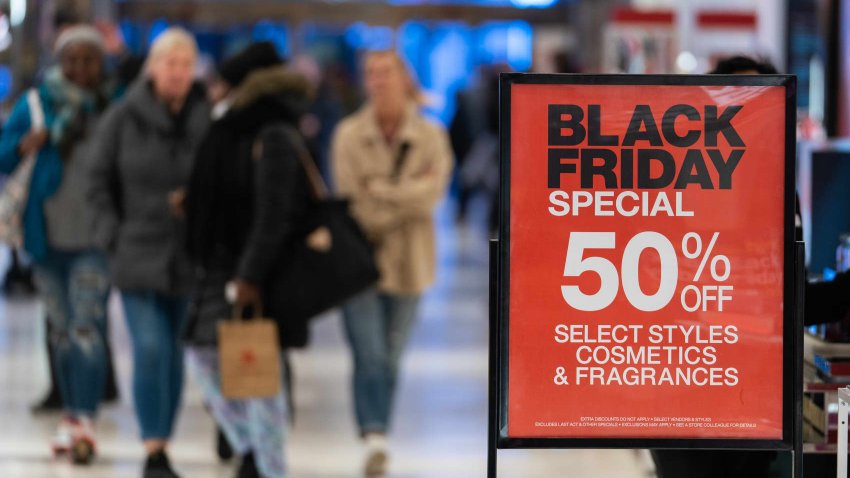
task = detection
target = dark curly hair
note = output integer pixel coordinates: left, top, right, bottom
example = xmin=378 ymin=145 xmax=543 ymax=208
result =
xmin=709 ymin=55 xmax=778 ymax=74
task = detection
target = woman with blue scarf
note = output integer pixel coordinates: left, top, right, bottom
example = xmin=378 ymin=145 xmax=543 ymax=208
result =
xmin=0 ymin=25 xmax=114 ymax=465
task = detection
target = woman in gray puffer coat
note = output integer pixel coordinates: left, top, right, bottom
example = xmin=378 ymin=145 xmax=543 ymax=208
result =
xmin=88 ymin=28 xmax=209 ymax=478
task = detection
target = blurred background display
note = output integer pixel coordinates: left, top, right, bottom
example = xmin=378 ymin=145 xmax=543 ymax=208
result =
xmin=0 ymin=1 xmax=848 ymax=477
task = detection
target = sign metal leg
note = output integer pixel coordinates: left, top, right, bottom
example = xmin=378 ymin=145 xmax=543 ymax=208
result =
xmin=839 ymin=388 xmax=850 ymax=478
xmin=795 ymin=241 xmax=805 ymax=478
xmin=488 ymin=239 xmax=500 ymax=478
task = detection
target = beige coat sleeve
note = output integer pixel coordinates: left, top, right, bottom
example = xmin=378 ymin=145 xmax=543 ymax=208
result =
xmin=368 ymin=125 xmax=453 ymax=218
xmin=331 ymin=125 xmax=404 ymax=237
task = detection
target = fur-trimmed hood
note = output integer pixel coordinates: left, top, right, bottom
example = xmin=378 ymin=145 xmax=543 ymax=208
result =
xmin=220 ymin=65 xmax=310 ymax=133
xmin=231 ymin=65 xmax=311 ymax=110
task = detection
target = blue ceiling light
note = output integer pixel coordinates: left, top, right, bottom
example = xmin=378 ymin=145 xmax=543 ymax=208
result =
xmin=148 ymin=18 xmax=170 ymax=47
xmin=398 ymin=21 xmax=429 ymax=72
xmin=119 ymin=20 xmax=142 ymax=53
xmin=478 ymin=20 xmax=533 ymax=72
xmin=390 ymin=0 xmax=560 ymax=6
xmin=510 ymin=0 xmax=559 ymax=8
xmin=505 ymin=20 xmax=533 ymax=71
xmin=345 ymin=22 xmax=394 ymax=50
xmin=252 ymin=20 xmax=289 ymax=57
xmin=344 ymin=22 xmax=368 ymax=49
xmin=0 ymin=65 xmax=12 ymax=102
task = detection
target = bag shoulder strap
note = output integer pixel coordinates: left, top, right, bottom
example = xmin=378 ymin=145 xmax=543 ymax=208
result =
xmin=392 ymin=141 xmax=412 ymax=181
xmin=283 ymin=125 xmax=328 ymax=200
xmin=254 ymin=125 xmax=328 ymax=200
xmin=26 ymin=89 xmax=45 ymax=131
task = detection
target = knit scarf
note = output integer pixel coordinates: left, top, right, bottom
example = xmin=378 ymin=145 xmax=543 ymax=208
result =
xmin=42 ymin=66 xmax=112 ymax=158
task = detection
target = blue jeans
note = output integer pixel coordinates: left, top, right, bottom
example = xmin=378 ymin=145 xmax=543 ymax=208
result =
xmin=121 ymin=291 xmax=188 ymax=440
xmin=33 ymin=250 xmax=110 ymax=418
xmin=342 ymin=289 xmax=420 ymax=435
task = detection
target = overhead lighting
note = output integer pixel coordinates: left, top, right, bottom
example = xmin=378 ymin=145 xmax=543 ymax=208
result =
xmin=510 ymin=0 xmax=559 ymax=8
xmin=0 ymin=15 xmax=10 ymax=51
xmin=10 ymin=0 xmax=25 ymax=27
xmin=676 ymin=51 xmax=698 ymax=73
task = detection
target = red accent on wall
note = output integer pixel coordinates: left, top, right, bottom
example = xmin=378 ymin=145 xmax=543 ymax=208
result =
xmin=696 ymin=12 xmax=757 ymax=29
xmin=611 ymin=7 xmax=675 ymax=25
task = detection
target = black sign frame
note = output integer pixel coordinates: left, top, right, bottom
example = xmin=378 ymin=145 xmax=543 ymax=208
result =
xmin=490 ymin=74 xmax=801 ymax=474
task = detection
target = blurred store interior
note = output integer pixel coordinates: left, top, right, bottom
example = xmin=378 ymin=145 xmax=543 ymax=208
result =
xmin=0 ymin=0 xmax=844 ymax=131
xmin=0 ymin=0 xmax=848 ymax=477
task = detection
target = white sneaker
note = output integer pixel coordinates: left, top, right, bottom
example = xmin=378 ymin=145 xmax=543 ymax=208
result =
xmin=51 ymin=417 xmax=76 ymax=456
xmin=364 ymin=434 xmax=388 ymax=477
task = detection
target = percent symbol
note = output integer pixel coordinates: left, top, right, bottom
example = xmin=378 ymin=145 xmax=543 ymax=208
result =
xmin=681 ymin=232 xmax=731 ymax=282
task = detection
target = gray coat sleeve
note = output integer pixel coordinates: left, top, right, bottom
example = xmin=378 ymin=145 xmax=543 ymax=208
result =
xmin=87 ymin=104 xmax=123 ymax=252
xmin=236 ymin=125 xmax=298 ymax=285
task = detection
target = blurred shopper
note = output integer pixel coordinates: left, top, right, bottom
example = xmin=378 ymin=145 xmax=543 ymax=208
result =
xmin=88 ymin=27 xmax=209 ymax=478
xmin=651 ymin=55 xmax=779 ymax=478
xmin=709 ymin=55 xmax=778 ymax=75
xmin=30 ymin=14 xmax=126 ymax=416
xmin=196 ymin=70 xmax=237 ymax=465
xmin=551 ymin=49 xmax=583 ymax=75
xmin=331 ymin=50 xmax=452 ymax=477
xmin=3 ymin=249 xmax=36 ymax=295
xmin=450 ymin=65 xmax=503 ymax=231
xmin=449 ymin=70 xmax=485 ymax=224
xmin=291 ymin=55 xmax=343 ymax=185
xmin=0 ymin=25 xmax=114 ymax=465
xmin=185 ymin=41 xmax=313 ymax=478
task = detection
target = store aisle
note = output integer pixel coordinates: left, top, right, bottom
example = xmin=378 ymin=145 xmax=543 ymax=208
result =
xmin=0 ymin=201 xmax=655 ymax=478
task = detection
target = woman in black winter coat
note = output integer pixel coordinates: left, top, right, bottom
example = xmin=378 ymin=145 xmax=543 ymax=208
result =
xmin=184 ymin=42 xmax=313 ymax=478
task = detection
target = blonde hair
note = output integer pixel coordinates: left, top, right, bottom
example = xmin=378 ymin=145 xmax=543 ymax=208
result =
xmin=146 ymin=27 xmax=198 ymax=69
xmin=364 ymin=50 xmax=424 ymax=105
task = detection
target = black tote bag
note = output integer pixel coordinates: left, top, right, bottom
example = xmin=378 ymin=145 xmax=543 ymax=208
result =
xmin=264 ymin=128 xmax=380 ymax=333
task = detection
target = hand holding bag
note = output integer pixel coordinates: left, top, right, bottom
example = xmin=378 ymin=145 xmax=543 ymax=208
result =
xmin=264 ymin=127 xmax=380 ymax=328
xmin=0 ymin=90 xmax=46 ymax=247
xmin=218 ymin=300 xmax=282 ymax=399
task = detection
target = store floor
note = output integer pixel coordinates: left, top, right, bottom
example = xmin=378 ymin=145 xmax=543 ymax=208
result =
xmin=0 ymin=200 xmax=655 ymax=478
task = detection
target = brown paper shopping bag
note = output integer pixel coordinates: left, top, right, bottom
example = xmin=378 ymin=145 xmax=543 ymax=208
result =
xmin=218 ymin=302 xmax=281 ymax=399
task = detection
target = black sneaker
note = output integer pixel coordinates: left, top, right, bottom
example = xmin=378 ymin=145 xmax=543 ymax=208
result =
xmin=3 ymin=257 xmax=36 ymax=296
xmin=31 ymin=388 xmax=63 ymax=414
xmin=102 ymin=361 xmax=120 ymax=404
xmin=144 ymin=450 xmax=181 ymax=478
xmin=237 ymin=452 xmax=260 ymax=478
xmin=217 ymin=427 xmax=234 ymax=462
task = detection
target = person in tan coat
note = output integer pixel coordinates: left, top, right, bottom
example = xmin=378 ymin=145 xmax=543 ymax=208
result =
xmin=331 ymin=50 xmax=452 ymax=477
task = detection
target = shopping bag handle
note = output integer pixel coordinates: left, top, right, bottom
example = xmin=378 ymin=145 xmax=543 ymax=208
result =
xmin=232 ymin=300 xmax=264 ymax=321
